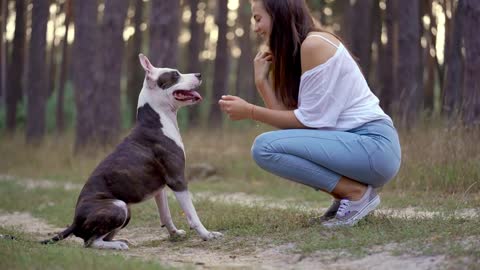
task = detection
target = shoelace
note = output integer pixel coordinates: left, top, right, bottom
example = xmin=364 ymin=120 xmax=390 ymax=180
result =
xmin=336 ymin=199 xmax=351 ymax=217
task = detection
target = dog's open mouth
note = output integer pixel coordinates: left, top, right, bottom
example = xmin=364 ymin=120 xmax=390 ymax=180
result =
xmin=173 ymin=89 xmax=203 ymax=102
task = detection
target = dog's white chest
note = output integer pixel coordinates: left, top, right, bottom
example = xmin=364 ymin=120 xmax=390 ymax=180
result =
xmin=159 ymin=113 xmax=184 ymax=152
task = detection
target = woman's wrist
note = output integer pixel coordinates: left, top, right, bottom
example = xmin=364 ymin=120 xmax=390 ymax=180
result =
xmin=250 ymin=104 xmax=256 ymax=120
xmin=255 ymin=78 xmax=270 ymax=91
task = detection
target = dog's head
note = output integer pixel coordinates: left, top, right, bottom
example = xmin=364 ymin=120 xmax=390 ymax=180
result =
xmin=138 ymin=54 xmax=202 ymax=110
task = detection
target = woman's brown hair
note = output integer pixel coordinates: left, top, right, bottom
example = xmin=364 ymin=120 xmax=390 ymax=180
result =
xmin=258 ymin=0 xmax=325 ymax=109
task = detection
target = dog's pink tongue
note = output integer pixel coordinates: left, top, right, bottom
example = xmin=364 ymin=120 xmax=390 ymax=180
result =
xmin=190 ymin=90 xmax=203 ymax=101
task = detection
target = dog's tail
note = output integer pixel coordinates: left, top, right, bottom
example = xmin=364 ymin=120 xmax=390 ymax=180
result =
xmin=40 ymin=224 xmax=76 ymax=245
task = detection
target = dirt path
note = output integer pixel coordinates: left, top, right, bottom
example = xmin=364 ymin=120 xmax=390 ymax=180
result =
xmin=0 ymin=175 xmax=474 ymax=269
xmin=196 ymin=191 xmax=480 ymax=220
xmin=1 ymin=174 xmax=478 ymax=220
xmin=0 ymin=210 xmax=447 ymax=270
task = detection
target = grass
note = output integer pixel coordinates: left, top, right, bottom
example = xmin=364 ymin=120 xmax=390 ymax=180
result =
xmin=0 ymin=229 xmax=173 ymax=270
xmin=0 ymin=123 xmax=479 ymax=268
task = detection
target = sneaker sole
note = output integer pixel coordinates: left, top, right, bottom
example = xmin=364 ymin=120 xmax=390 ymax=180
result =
xmin=323 ymin=195 xmax=381 ymax=228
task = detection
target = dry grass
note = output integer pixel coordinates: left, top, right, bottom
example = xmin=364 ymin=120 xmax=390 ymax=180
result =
xmin=0 ymin=122 xmax=479 ymax=193
xmin=392 ymin=123 xmax=480 ymax=193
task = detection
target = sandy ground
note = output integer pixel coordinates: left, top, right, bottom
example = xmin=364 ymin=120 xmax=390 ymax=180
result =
xmin=0 ymin=210 xmax=448 ymax=270
xmin=1 ymin=174 xmax=478 ymax=220
xmin=0 ymin=174 xmax=476 ymax=269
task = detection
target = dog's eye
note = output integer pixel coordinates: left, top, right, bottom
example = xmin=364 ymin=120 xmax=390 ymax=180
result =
xmin=157 ymin=71 xmax=180 ymax=89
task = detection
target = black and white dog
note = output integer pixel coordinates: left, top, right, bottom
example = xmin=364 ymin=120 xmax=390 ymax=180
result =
xmin=42 ymin=54 xmax=222 ymax=250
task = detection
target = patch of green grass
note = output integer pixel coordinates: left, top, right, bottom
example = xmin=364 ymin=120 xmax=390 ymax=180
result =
xmin=1 ymin=178 xmax=479 ymax=267
xmin=293 ymin=215 xmax=480 ymax=256
xmin=0 ymin=228 xmax=173 ymax=270
xmin=124 ymin=198 xmax=480 ymax=259
xmin=1 ymin=125 xmax=480 ymax=267
xmin=0 ymin=180 xmax=77 ymax=226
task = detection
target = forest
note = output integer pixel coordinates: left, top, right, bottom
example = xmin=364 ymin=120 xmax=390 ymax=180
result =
xmin=0 ymin=0 xmax=479 ymax=150
xmin=1 ymin=1 xmax=480 ymax=269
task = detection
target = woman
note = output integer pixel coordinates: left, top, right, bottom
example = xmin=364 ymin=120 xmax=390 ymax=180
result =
xmin=219 ymin=0 xmax=401 ymax=227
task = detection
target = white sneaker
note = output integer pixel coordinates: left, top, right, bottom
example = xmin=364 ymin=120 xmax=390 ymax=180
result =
xmin=323 ymin=186 xmax=380 ymax=228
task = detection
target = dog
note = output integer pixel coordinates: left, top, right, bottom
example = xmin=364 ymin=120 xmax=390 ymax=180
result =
xmin=41 ymin=54 xmax=222 ymax=250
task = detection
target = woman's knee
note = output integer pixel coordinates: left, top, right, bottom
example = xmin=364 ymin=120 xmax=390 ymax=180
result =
xmin=251 ymin=132 xmax=275 ymax=166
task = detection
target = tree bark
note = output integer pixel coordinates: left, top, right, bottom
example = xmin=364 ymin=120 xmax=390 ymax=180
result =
xmin=421 ymin=0 xmax=433 ymax=113
xmin=72 ymin=0 xmax=99 ymax=152
xmin=127 ymin=0 xmax=144 ymax=125
xmin=396 ymin=1 xmax=422 ymax=128
xmin=149 ymin=0 xmax=180 ymax=67
xmin=378 ymin=0 xmax=395 ymax=115
xmin=235 ymin=0 xmax=256 ymax=103
xmin=462 ymin=0 xmax=480 ymax=126
xmin=96 ymin=0 xmax=129 ymax=145
xmin=56 ymin=0 xmax=71 ymax=134
xmin=26 ymin=0 xmax=49 ymax=144
xmin=0 ymin=0 xmax=7 ymax=105
xmin=186 ymin=0 xmax=205 ymax=128
xmin=348 ymin=0 xmax=375 ymax=76
xmin=442 ymin=0 xmax=464 ymax=118
xmin=370 ymin=0 xmax=381 ymax=92
xmin=6 ymin=0 xmax=26 ymax=133
xmin=209 ymin=0 xmax=229 ymax=127
xmin=47 ymin=1 xmax=58 ymax=98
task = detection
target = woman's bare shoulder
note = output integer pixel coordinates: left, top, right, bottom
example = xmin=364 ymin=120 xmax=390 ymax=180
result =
xmin=301 ymin=32 xmax=340 ymax=74
xmin=305 ymin=31 xmax=341 ymax=46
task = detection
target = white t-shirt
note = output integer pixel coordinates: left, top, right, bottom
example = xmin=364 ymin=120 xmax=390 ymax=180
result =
xmin=293 ymin=42 xmax=392 ymax=131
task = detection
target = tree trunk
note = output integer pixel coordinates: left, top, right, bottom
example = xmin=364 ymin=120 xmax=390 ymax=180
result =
xmin=209 ymin=0 xmax=229 ymax=127
xmin=462 ymin=0 xmax=480 ymax=126
xmin=47 ymin=2 xmax=58 ymax=98
xmin=396 ymin=1 xmax=422 ymax=128
xmin=149 ymin=0 xmax=180 ymax=67
xmin=421 ymin=0 xmax=433 ymax=114
xmin=235 ymin=0 xmax=256 ymax=103
xmin=127 ymin=0 xmax=144 ymax=125
xmin=96 ymin=0 xmax=129 ymax=145
xmin=186 ymin=0 xmax=205 ymax=128
xmin=25 ymin=0 xmax=49 ymax=144
xmin=348 ymin=0 xmax=375 ymax=76
xmin=370 ymin=0 xmax=381 ymax=92
xmin=378 ymin=0 xmax=395 ymax=115
xmin=442 ymin=0 xmax=464 ymax=118
xmin=442 ymin=0 xmax=465 ymax=118
xmin=0 ymin=0 xmax=7 ymax=105
xmin=72 ymin=0 xmax=99 ymax=152
xmin=56 ymin=0 xmax=71 ymax=134
xmin=6 ymin=0 xmax=26 ymax=133
xmin=340 ymin=0 xmax=352 ymax=41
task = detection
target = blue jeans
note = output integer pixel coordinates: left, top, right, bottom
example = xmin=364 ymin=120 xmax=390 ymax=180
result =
xmin=251 ymin=119 xmax=401 ymax=192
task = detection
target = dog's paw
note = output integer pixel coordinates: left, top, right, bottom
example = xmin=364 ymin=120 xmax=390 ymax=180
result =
xmin=113 ymin=241 xmax=129 ymax=250
xmin=170 ymin=229 xmax=186 ymax=237
xmin=92 ymin=240 xmax=129 ymax=250
xmin=201 ymin=231 xmax=223 ymax=241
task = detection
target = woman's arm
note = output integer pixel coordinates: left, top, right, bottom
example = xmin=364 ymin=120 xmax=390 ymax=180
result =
xmin=253 ymin=50 xmax=288 ymax=110
xmin=255 ymin=80 xmax=288 ymax=110
xmin=218 ymin=95 xmax=306 ymax=129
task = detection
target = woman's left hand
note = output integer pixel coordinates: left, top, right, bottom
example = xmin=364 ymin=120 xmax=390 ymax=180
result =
xmin=219 ymin=95 xmax=253 ymax=120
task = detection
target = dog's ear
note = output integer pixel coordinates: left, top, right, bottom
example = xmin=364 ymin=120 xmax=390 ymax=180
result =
xmin=139 ymin=54 xmax=156 ymax=89
xmin=139 ymin=54 xmax=154 ymax=73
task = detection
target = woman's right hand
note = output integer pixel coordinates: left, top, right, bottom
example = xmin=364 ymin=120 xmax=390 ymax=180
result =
xmin=254 ymin=50 xmax=273 ymax=88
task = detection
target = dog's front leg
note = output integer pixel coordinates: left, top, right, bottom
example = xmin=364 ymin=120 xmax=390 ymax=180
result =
xmin=174 ymin=190 xmax=223 ymax=240
xmin=154 ymin=188 xmax=186 ymax=237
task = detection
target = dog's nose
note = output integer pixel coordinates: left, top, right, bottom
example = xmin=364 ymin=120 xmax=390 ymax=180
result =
xmin=195 ymin=73 xmax=202 ymax=80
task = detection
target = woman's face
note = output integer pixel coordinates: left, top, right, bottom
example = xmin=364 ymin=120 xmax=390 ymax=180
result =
xmin=251 ymin=1 xmax=272 ymax=42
